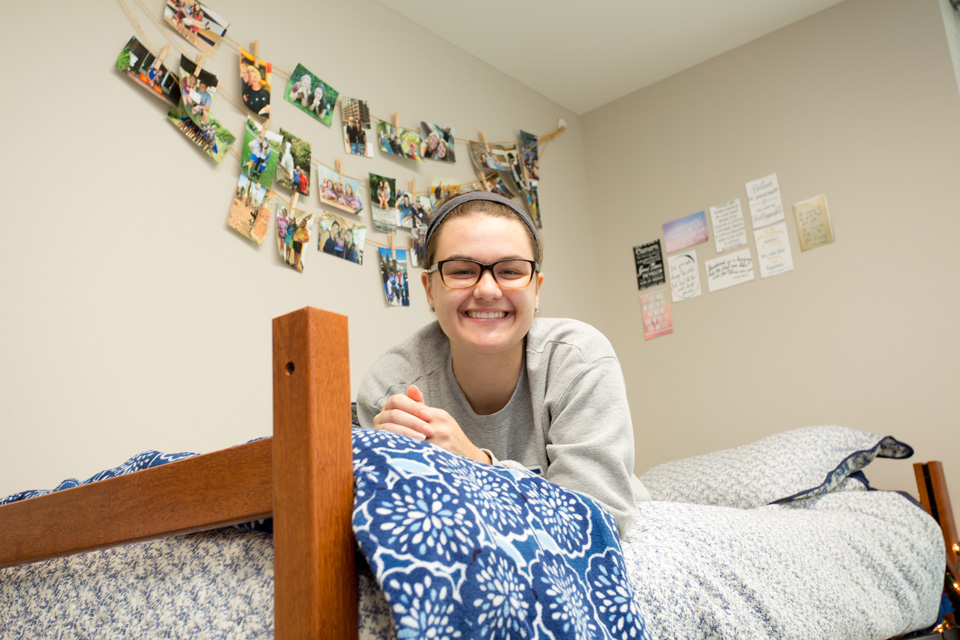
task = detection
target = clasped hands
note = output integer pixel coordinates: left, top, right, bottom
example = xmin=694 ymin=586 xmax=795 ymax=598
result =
xmin=372 ymin=385 xmax=491 ymax=465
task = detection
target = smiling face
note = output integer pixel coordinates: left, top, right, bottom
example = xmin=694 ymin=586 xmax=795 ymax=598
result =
xmin=422 ymin=211 xmax=543 ymax=362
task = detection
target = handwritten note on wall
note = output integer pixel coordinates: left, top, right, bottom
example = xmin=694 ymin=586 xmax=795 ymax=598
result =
xmin=668 ymin=251 xmax=701 ymax=302
xmin=633 ymin=240 xmax=665 ymax=291
xmin=754 ymin=222 xmax=794 ymax=278
xmin=793 ymin=194 xmax=835 ymax=251
xmin=663 ymin=211 xmax=708 ymax=254
xmin=705 ymin=249 xmax=755 ymax=292
xmin=640 ymin=290 xmax=673 ymax=340
xmin=709 ymin=198 xmax=747 ymax=253
xmin=745 ymin=173 xmax=785 ymax=228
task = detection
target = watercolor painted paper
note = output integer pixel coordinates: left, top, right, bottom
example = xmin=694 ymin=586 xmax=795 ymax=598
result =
xmin=793 ymin=194 xmax=835 ymax=251
xmin=640 ymin=290 xmax=673 ymax=340
xmin=663 ymin=211 xmax=708 ymax=254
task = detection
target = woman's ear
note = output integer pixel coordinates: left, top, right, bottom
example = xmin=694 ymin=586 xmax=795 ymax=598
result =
xmin=421 ymin=271 xmax=434 ymax=312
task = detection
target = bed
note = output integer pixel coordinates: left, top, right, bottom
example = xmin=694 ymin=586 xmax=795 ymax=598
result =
xmin=0 ymin=307 xmax=955 ymax=639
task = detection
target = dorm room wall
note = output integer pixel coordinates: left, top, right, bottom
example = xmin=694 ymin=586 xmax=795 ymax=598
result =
xmin=579 ymin=0 xmax=960 ymax=504
xmin=0 ymin=0 xmax=602 ymax=496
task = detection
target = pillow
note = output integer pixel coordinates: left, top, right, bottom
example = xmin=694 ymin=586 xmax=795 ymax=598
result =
xmin=638 ymin=425 xmax=912 ymax=509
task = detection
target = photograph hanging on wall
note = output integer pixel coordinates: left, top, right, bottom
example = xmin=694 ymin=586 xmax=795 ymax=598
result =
xmin=239 ymin=118 xmax=282 ymax=189
xmin=166 ymin=103 xmax=234 ymax=163
xmin=163 ymin=0 xmax=229 ymax=59
xmin=178 ymin=55 xmax=219 ymax=126
xmin=275 ymin=128 xmax=311 ymax=195
xmin=115 ymin=36 xmax=182 ymax=108
xmin=318 ymin=211 xmax=365 ymax=265
xmin=378 ymin=247 xmax=410 ymax=307
xmin=633 ymin=240 xmax=666 ymax=291
xmin=276 ymin=205 xmax=313 ymax=273
xmin=318 ymin=165 xmax=364 ymax=215
xmin=518 ymin=130 xmax=541 ymax=228
xmin=410 ymin=226 xmax=427 ymax=267
xmin=430 ymin=177 xmax=473 ymax=209
xmin=369 ymin=172 xmax=398 ymax=233
xmin=239 ymin=47 xmax=271 ymax=117
xmin=284 ymin=63 xmax=338 ymax=126
xmin=341 ymin=96 xmax=373 ymax=158
xmin=419 ymin=122 xmax=455 ymax=162
xmin=377 ymin=122 xmax=422 ymax=161
xmin=397 ymin=192 xmax=431 ymax=229
xmin=227 ymin=173 xmax=275 ymax=245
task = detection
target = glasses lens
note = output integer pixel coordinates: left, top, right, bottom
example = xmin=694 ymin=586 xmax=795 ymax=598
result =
xmin=440 ymin=260 xmax=483 ymax=287
xmin=493 ymin=260 xmax=534 ymax=288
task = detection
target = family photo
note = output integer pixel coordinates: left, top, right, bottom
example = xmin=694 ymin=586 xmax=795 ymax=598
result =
xmin=115 ymin=36 xmax=182 ymax=108
xmin=275 ymin=206 xmax=313 ymax=273
xmin=419 ymin=121 xmax=455 ymax=162
xmin=318 ymin=165 xmax=363 ymax=215
xmin=341 ymin=96 xmax=373 ymax=158
xmin=369 ymin=173 xmax=398 ymax=233
xmin=227 ymin=173 xmax=274 ymax=245
xmin=317 ymin=211 xmax=365 ymax=265
xmin=239 ymin=118 xmax=282 ymax=189
xmin=395 ymin=191 xmax=431 ymax=229
xmin=178 ymin=55 xmax=219 ymax=126
xmin=275 ymin=128 xmax=311 ymax=195
xmin=377 ymin=122 xmax=422 ymax=161
xmin=166 ymin=103 xmax=234 ymax=163
xmin=239 ymin=47 xmax=271 ymax=117
xmin=284 ymin=63 xmax=339 ymax=127
xmin=163 ymin=0 xmax=229 ymax=59
xmin=378 ymin=248 xmax=410 ymax=307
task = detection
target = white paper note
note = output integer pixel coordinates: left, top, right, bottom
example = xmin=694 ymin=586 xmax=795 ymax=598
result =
xmin=705 ymin=249 xmax=755 ymax=292
xmin=709 ymin=198 xmax=747 ymax=253
xmin=745 ymin=173 xmax=785 ymax=228
xmin=754 ymin=222 xmax=794 ymax=278
xmin=668 ymin=251 xmax=701 ymax=302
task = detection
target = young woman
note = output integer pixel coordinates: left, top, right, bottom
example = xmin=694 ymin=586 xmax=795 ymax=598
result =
xmin=357 ymin=191 xmax=647 ymax=535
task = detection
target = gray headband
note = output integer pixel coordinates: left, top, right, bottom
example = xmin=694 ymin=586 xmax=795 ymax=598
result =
xmin=423 ymin=191 xmax=540 ymax=265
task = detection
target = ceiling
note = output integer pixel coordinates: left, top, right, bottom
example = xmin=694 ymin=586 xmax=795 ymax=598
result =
xmin=376 ymin=0 xmax=847 ymax=115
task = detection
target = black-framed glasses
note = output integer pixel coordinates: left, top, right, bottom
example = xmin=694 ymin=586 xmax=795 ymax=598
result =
xmin=425 ymin=258 xmax=540 ymax=289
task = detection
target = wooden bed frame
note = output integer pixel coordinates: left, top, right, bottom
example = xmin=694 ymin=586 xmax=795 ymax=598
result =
xmin=0 ymin=307 xmax=357 ymax=640
xmin=0 ymin=306 xmax=956 ymax=639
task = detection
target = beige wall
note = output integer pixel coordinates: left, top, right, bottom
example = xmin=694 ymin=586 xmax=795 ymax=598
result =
xmin=581 ymin=0 xmax=960 ymax=502
xmin=0 ymin=0 xmax=601 ymax=496
xmin=1 ymin=0 xmax=957 ymax=509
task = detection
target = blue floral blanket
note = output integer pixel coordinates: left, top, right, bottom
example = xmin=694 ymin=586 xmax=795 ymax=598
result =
xmin=2 ymin=429 xmax=647 ymax=639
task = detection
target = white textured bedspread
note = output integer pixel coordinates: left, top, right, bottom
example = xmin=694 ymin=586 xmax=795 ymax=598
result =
xmin=0 ymin=478 xmax=942 ymax=640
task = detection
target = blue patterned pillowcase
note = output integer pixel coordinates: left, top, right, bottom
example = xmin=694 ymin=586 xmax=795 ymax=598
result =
xmin=351 ymin=428 xmax=649 ymax=639
xmin=638 ymin=425 xmax=913 ymax=509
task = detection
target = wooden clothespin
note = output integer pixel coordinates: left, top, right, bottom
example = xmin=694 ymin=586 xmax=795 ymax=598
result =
xmin=389 ymin=232 xmax=396 ymax=260
xmin=193 ymin=54 xmax=205 ymax=77
xmin=261 ymin=116 xmax=271 ymax=132
xmin=252 ymin=40 xmax=259 ymax=63
xmin=392 ymin=113 xmax=400 ymax=131
xmin=409 ymin=178 xmax=416 ymax=197
xmin=152 ymin=44 xmax=170 ymax=70
xmin=335 ymin=159 xmax=343 ymax=182
xmin=479 ymin=131 xmax=490 ymax=152
xmin=291 ymin=191 xmax=300 ymax=213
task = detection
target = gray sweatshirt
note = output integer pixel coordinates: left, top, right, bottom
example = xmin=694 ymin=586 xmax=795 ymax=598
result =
xmin=356 ymin=317 xmax=648 ymax=536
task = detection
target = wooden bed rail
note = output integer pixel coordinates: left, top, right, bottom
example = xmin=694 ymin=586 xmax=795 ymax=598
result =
xmin=0 ymin=307 xmax=357 ymax=640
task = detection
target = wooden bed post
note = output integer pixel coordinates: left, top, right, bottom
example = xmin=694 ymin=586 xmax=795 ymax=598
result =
xmin=272 ymin=307 xmax=357 ymax=640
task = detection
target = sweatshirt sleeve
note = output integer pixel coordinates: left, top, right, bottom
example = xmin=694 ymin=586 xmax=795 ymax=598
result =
xmin=540 ymin=349 xmax=639 ymax=537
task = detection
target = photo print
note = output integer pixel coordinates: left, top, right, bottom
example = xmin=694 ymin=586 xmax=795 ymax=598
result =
xmin=410 ymin=226 xmax=426 ymax=268
xmin=275 ymin=128 xmax=311 ymax=195
xmin=378 ymin=247 xmax=410 ymax=308
xmin=227 ymin=173 xmax=275 ymax=245
xmin=318 ymin=211 xmax=365 ymax=265
xmin=377 ymin=122 xmax=422 ymax=161
xmin=275 ymin=205 xmax=313 ymax=273
xmin=163 ymin=1 xmax=229 ymax=58
xmin=239 ymin=47 xmax=271 ymax=117
xmin=419 ymin=122 xmax=455 ymax=163
xmin=240 ymin=118 xmax=282 ymax=188
xmin=396 ymin=191 xmax=431 ymax=229
xmin=518 ymin=130 xmax=541 ymax=227
xmin=285 ymin=63 xmax=339 ymax=126
xmin=115 ymin=36 xmax=182 ymax=108
xmin=341 ymin=96 xmax=373 ymax=158
xmin=469 ymin=141 xmax=522 ymax=198
xmin=318 ymin=165 xmax=363 ymax=215
xmin=166 ymin=104 xmax=234 ymax=163
xmin=369 ymin=173 xmax=398 ymax=233
xmin=429 ymin=177 xmax=473 ymax=210
xmin=178 ymin=55 xmax=219 ymax=126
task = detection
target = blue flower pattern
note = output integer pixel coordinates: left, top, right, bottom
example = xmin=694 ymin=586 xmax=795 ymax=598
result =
xmin=352 ymin=428 xmax=648 ymax=640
